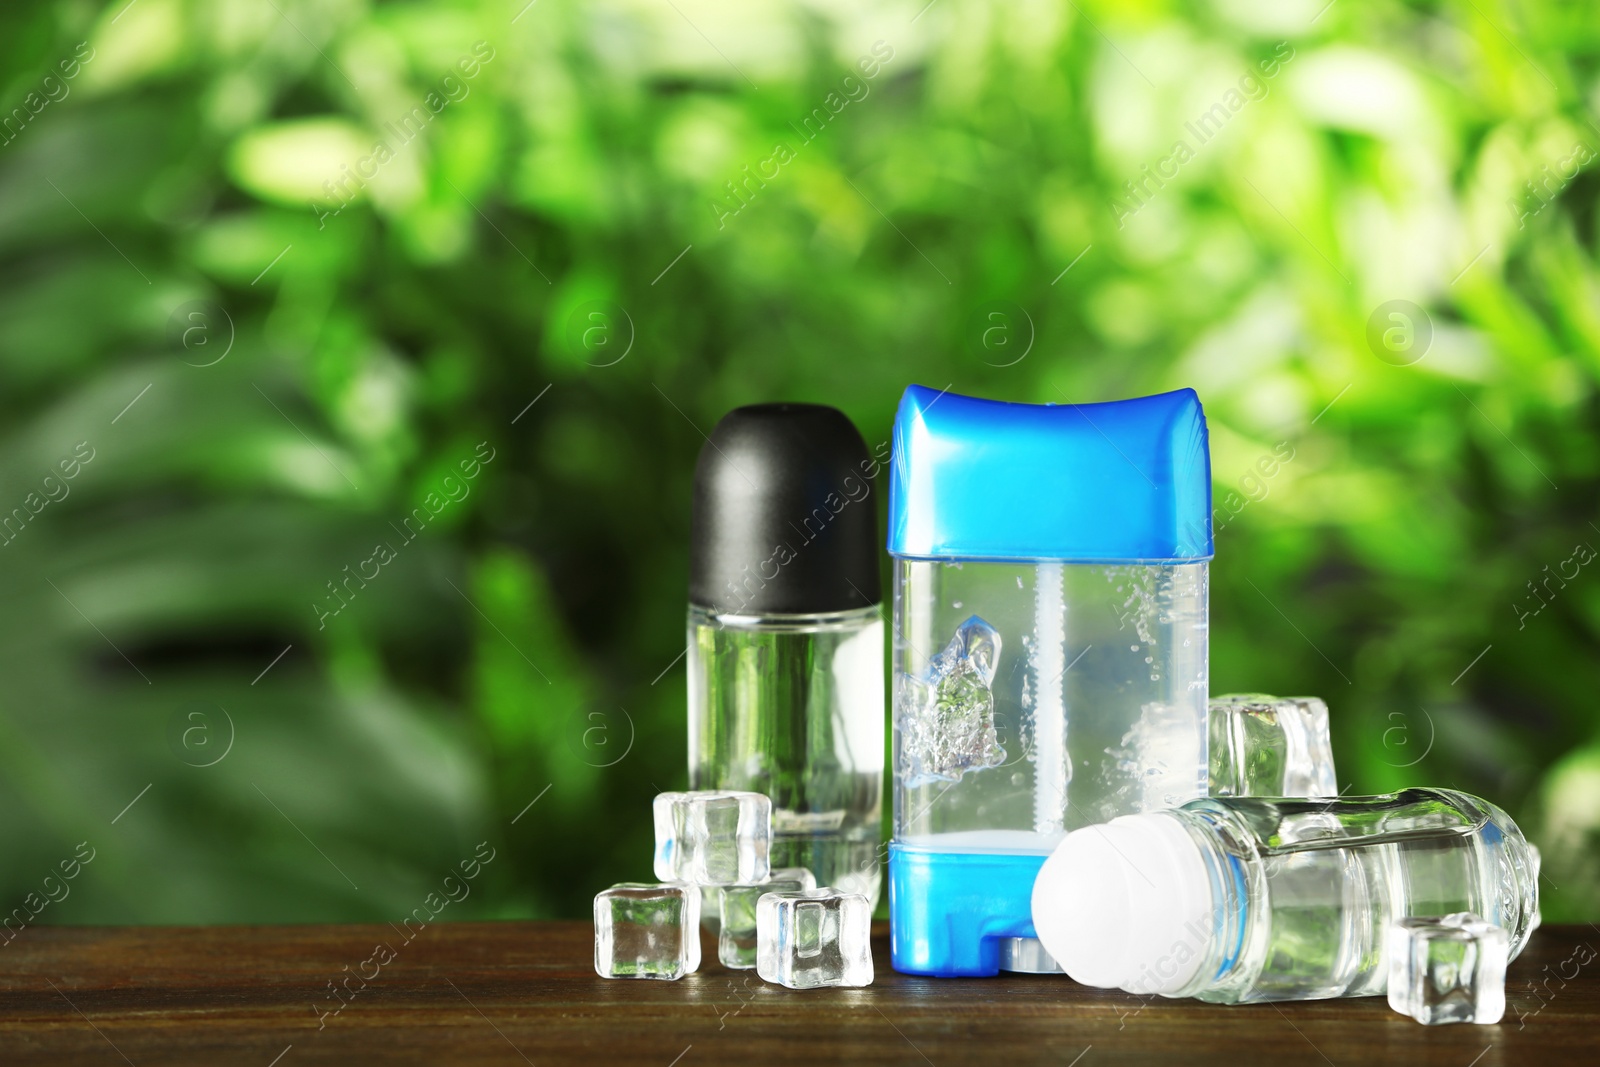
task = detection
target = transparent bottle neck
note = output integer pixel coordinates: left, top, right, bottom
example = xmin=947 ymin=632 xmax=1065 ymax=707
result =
xmin=689 ymin=602 xmax=883 ymax=633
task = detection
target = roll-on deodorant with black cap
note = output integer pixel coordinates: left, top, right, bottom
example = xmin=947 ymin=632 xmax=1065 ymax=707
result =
xmin=688 ymin=403 xmax=884 ymax=906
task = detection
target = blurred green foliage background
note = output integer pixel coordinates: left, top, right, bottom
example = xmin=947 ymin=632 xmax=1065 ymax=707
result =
xmin=1 ymin=0 xmax=1597 ymax=926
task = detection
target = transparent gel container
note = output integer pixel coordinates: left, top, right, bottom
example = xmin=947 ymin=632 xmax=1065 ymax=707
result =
xmin=887 ymin=386 xmax=1213 ymax=976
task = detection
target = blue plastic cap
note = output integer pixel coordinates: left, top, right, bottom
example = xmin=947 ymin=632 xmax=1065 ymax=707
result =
xmin=888 ymin=385 xmax=1213 ymax=562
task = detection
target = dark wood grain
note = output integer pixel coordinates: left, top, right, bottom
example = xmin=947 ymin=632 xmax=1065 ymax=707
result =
xmin=0 ymin=922 xmax=1594 ymax=1066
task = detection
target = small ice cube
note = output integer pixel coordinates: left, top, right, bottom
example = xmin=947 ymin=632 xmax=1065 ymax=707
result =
xmin=718 ymin=867 xmax=817 ymax=969
xmin=1209 ymin=693 xmax=1337 ymax=798
xmin=1528 ymin=845 xmax=1543 ymax=932
xmin=593 ymin=882 xmax=701 ymax=980
xmin=699 ymin=886 xmax=723 ymax=936
xmin=1387 ymin=913 xmax=1508 ymax=1025
xmin=896 ymin=615 xmax=1006 ymax=786
xmin=653 ymin=790 xmax=771 ymax=885
xmin=756 ymin=888 xmax=873 ymax=988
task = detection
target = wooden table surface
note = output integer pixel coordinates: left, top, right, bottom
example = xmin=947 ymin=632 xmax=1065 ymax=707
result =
xmin=1 ymin=921 xmax=1594 ymax=1066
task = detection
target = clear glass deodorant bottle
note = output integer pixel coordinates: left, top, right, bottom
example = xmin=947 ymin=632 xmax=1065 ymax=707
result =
xmin=1031 ymin=788 xmax=1540 ymax=1002
xmin=687 ymin=404 xmax=885 ymax=906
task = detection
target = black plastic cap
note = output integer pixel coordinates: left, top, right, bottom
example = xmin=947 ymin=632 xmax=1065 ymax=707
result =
xmin=690 ymin=403 xmax=882 ymax=615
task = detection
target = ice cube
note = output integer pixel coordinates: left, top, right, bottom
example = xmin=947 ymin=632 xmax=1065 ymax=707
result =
xmin=699 ymin=886 xmax=723 ymax=936
xmin=593 ymin=882 xmax=701 ymax=980
xmin=1209 ymin=693 xmax=1337 ymax=798
xmin=653 ymin=790 xmax=771 ymax=885
xmin=1387 ymin=913 xmax=1508 ymax=1024
xmin=718 ymin=867 xmax=817 ymax=970
xmin=896 ymin=615 xmax=1006 ymax=786
xmin=755 ymin=888 xmax=873 ymax=988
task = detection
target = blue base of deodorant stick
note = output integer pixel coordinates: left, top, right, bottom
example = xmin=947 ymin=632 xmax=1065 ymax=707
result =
xmin=888 ymin=843 xmax=1048 ymax=977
